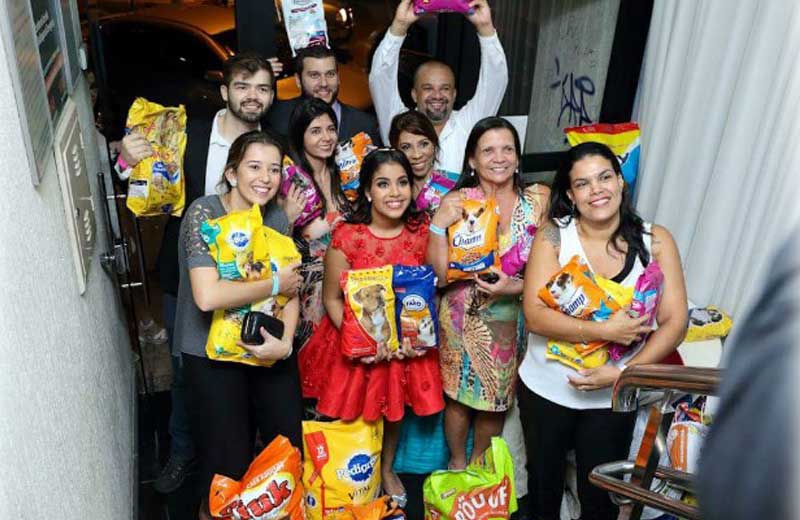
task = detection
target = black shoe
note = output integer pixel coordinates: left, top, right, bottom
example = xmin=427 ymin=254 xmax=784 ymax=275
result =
xmin=153 ymin=456 xmax=197 ymax=494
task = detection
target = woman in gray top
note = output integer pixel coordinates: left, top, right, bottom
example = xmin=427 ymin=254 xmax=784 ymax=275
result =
xmin=173 ymin=130 xmax=304 ymax=520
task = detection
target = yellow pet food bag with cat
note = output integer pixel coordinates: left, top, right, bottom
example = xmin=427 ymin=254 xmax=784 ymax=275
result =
xmin=303 ymin=418 xmax=384 ymax=520
xmin=446 ymin=192 xmax=501 ymax=282
xmin=340 ymin=266 xmax=400 ymax=358
xmin=125 ymin=98 xmax=187 ymax=217
xmin=200 ymin=205 xmax=279 ymax=367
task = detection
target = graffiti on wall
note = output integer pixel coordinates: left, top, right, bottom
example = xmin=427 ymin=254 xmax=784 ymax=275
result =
xmin=549 ymin=57 xmax=595 ymax=128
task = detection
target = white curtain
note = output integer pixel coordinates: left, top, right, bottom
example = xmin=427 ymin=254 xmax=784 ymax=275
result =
xmin=634 ymin=0 xmax=800 ymax=317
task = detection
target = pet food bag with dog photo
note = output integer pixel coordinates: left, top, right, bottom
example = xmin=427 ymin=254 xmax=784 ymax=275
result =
xmin=565 ymin=123 xmax=641 ymax=192
xmin=392 ymin=265 xmax=439 ymax=349
xmin=248 ymin=226 xmax=303 ymax=319
xmin=210 ymin=435 xmax=304 ymax=520
xmin=303 ymin=418 xmax=384 ymax=520
xmin=340 ymin=266 xmax=400 ymax=358
xmin=446 ymin=193 xmax=501 ymax=282
xmin=125 ymin=97 xmax=187 ymax=217
xmin=685 ymin=306 xmax=733 ymax=342
xmin=281 ymin=161 xmax=324 ymax=228
xmin=423 ymin=437 xmax=517 ymax=520
xmin=337 ymin=132 xmax=377 ymax=202
xmin=413 ymin=0 xmax=472 ymax=15
xmin=281 ymin=0 xmax=329 ymax=55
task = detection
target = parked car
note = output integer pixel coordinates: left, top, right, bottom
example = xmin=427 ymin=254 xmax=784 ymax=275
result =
xmin=91 ymin=2 xmax=355 ymax=139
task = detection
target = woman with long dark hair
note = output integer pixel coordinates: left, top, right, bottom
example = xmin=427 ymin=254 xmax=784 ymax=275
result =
xmin=427 ymin=117 xmax=550 ymax=469
xmin=284 ymin=98 xmax=350 ymax=374
xmin=520 ymin=141 xmax=688 ymax=519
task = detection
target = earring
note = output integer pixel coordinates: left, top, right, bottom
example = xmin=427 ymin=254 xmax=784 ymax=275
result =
xmin=470 ymin=169 xmax=475 ymax=177
xmin=366 ymin=196 xmax=372 ymax=203
xmin=229 ymin=179 xmax=238 ymax=187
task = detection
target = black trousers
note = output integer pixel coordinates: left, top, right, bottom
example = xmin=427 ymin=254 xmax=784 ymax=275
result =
xmin=183 ymin=353 xmax=303 ymax=493
xmin=518 ymin=384 xmax=636 ymax=520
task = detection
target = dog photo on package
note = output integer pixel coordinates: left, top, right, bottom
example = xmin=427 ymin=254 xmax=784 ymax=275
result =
xmin=340 ymin=266 xmax=400 ymax=358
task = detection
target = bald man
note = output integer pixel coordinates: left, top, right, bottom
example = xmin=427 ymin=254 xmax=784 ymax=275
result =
xmin=369 ymin=0 xmax=508 ymax=174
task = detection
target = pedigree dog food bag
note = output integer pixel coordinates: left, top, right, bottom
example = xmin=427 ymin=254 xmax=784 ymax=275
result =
xmin=249 ymin=226 xmax=303 ymax=319
xmin=340 ymin=266 xmax=400 ymax=358
xmin=303 ymin=419 xmax=384 ymax=520
xmin=447 ymin=193 xmax=501 ymax=282
xmin=423 ymin=437 xmax=517 ymax=520
xmin=125 ymin=98 xmax=187 ymax=217
xmin=210 ymin=435 xmax=304 ymax=520
xmin=336 ymin=132 xmax=377 ymax=202
xmin=393 ymin=265 xmax=439 ymax=349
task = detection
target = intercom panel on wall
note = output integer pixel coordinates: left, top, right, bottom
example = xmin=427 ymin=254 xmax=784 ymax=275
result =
xmin=54 ymin=97 xmax=95 ymax=294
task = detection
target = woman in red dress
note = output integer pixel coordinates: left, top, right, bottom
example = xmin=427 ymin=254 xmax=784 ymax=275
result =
xmin=300 ymin=149 xmax=444 ymax=506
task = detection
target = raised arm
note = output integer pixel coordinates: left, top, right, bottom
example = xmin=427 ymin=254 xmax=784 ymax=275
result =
xmin=322 ymin=246 xmax=350 ymax=329
xmin=369 ymin=0 xmax=419 ymax=143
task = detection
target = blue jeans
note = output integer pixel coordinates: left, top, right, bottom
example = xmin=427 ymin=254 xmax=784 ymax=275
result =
xmin=163 ymin=293 xmax=195 ymax=461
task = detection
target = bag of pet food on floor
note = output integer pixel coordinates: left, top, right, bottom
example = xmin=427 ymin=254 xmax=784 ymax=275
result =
xmin=340 ymin=266 xmax=400 ymax=358
xmin=685 ymin=306 xmax=733 ymax=342
xmin=303 ymin=419 xmax=384 ymax=520
xmin=281 ymin=161 xmax=324 ymax=228
xmin=564 ymin=123 xmax=641 ymax=192
xmin=393 ymin=265 xmax=438 ymax=349
xmin=325 ymin=496 xmax=406 ymax=520
xmin=413 ymin=0 xmax=472 ymax=15
xmin=447 ymin=190 xmax=501 ymax=282
xmin=423 ymin=437 xmax=517 ymax=520
xmin=337 ymin=132 xmax=377 ymax=202
xmin=210 ymin=435 xmax=304 ymax=520
xmin=538 ymin=255 xmax=620 ymax=357
xmin=281 ymin=0 xmax=329 ymax=55
xmin=125 ymin=97 xmax=187 ymax=217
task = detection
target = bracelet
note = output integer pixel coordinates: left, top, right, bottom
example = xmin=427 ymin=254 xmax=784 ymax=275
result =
xmin=282 ymin=341 xmax=294 ymax=360
xmin=577 ymin=321 xmax=587 ymax=344
xmin=116 ymin=156 xmax=129 ymax=170
xmin=271 ymin=273 xmax=280 ymax=297
xmin=429 ymin=223 xmax=446 ymax=236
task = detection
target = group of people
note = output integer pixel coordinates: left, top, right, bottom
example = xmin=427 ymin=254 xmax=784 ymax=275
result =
xmin=119 ymin=1 xmax=688 ymax=519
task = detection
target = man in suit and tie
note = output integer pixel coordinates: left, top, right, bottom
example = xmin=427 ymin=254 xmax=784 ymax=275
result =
xmin=266 ymin=45 xmax=382 ymax=145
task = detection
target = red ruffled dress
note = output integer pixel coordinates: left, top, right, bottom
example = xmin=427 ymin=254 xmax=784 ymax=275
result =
xmin=299 ymin=221 xmax=445 ymax=423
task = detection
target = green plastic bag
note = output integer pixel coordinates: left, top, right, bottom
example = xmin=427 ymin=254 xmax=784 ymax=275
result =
xmin=423 ymin=437 xmax=517 ymax=520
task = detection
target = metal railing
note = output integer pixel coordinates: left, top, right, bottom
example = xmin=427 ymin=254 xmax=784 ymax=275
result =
xmin=589 ymin=364 xmax=722 ymax=520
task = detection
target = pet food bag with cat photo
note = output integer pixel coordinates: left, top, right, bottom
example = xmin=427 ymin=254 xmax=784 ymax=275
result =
xmin=281 ymin=0 xmax=329 ymax=55
xmin=337 ymin=132 xmax=377 ymax=202
xmin=413 ymin=0 xmax=472 ymax=15
xmin=538 ymin=255 xmax=620 ymax=362
xmin=209 ymin=435 xmax=304 ymax=520
xmin=303 ymin=418 xmax=384 ymax=520
xmin=392 ymin=265 xmax=439 ymax=349
xmin=281 ymin=160 xmax=324 ymax=228
xmin=446 ymin=191 xmax=501 ymax=282
xmin=340 ymin=266 xmax=400 ymax=358
xmin=125 ymin=97 xmax=187 ymax=217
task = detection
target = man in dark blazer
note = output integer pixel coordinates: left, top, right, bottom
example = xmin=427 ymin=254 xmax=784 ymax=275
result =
xmin=266 ymin=45 xmax=382 ymax=145
xmin=117 ymin=51 xmax=279 ymax=496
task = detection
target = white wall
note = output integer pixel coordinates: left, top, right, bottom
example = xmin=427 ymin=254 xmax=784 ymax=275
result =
xmin=0 ymin=44 xmax=135 ymax=518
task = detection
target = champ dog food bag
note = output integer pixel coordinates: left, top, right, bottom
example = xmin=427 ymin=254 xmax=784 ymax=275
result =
xmin=565 ymin=123 xmax=641 ymax=192
xmin=340 ymin=266 xmax=400 ymax=358
xmin=545 ymin=340 xmax=609 ymax=371
xmin=538 ymin=255 xmax=620 ymax=362
xmin=423 ymin=437 xmax=517 ymax=520
xmin=281 ymin=160 xmax=324 ymax=228
xmin=281 ymin=0 xmax=329 ymax=55
xmin=210 ymin=435 xmax=304 ymax=520
xmin=125 ymin=97 xmax=187 ymax=217
xmin=303 ymin=419 xmax=384 ymax=520
xmin=413 ymin=0 xmax=472 ymax=15
xmin=336 ymin=132 xmax=377 ymax=202
xmin=392 ymin=265 xmax=439 ymax=349
xmin=447 ymin=192 xmax=501 ymax=282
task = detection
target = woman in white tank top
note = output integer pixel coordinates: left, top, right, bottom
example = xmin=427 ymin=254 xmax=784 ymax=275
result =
xmin=518 ymin=142 xmax=688 ymax=520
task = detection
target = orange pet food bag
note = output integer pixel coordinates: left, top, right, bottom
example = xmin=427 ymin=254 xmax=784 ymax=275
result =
xmin=336 ymin=132 xmax=377 ymax=202
xmin=446 ymin=195 xmax=501 ymax=282
xmin=340 ymin=266 xmax=400 ymax=358
xmin=209 ymin=435 xmax=304 ymax=520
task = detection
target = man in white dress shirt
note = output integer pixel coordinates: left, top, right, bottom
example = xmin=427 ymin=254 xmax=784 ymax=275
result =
xmin=369 ymin=0 xmax=508 ymax=174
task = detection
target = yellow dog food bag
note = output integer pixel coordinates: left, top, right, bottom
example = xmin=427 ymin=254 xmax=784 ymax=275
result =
xmin=340 ymin=266 xmax=400 ymax=358
xmin=303 ymin=419 xmax=384 ymax=520
xmin=447 ymin=190 xmax=501 ymax=282
xmin=125 ymin=97 xmax=187 ymax=217
xmin=545 ymin=340 xmax=609 ymax=370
